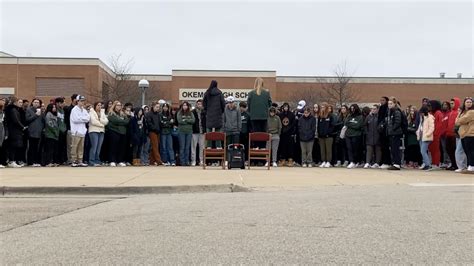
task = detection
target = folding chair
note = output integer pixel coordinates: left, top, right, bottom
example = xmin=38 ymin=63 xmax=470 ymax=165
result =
xmin=248 ymin=132 xmax=271 ymax=170
xmin=203 ymin=132 xmax=226 ymax=169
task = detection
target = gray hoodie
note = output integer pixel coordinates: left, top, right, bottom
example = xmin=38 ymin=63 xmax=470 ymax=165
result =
xmin=25 ymin=106 xmax=45 ymax=139
xmin=223 ymin=106 xmax=242 ymax=134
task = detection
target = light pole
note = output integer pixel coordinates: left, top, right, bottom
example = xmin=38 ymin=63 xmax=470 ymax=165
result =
xmin=138 ymin=79 xmax=149 ymax=107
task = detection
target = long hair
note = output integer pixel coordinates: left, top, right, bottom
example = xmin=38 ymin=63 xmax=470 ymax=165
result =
xmin=319 ymin=102 xmax=330 ymax=119
xmin=349 ymin=104 xmax=361 ymax=116
xmin=109 ymin=101 xmax=123 ymax=116
xmin=254 ymin=77 xmax=264 ymax=96
xmin=161 ymin=103 xmax=171 ymax=116
xmin=208 ymin=80 xmax=218 ymax=90
xmin=180 ymin=101 xmax=192 ymax=115
xmin=460 ymin=97 xmax=473 ymax=115
xmin=46 ymin=103 xmax=57 ymax=116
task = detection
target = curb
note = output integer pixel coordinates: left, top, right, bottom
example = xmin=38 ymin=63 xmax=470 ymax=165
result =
xmin=1 ymin=184 xmax=251 ymax=195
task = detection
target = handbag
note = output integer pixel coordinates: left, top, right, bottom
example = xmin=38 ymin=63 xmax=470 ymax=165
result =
xmin=339 ymin=126 xmax=347 ymax=139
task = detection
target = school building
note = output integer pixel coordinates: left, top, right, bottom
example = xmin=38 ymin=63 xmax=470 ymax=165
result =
xmin=0 ymin=51 xmax=472 ymax=107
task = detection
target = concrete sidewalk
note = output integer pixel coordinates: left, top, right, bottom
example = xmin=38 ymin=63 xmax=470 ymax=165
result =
xmin=1 ymin=166 xmax=472 ymax=191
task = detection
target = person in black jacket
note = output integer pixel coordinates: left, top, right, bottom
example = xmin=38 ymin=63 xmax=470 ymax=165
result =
xmin=5 ymin=97 xmax=27 ymax=168
xmin=377 ymin=96 xmax=392 ymax=168
xmin=318 ymin=103 xmax=335 ymax=167
xmin=203 ymin=80 xmax=225 ymax=148
xmin=298 ymin=107 xmax=316 ymax=167
xmin=130 ymin=107 xmax=146 ymax=166
xmin=145 ymin=102 xmax=162 ymax=166
xmin=278 ymin=103 xmax=296 ymax=166
xmin=386 ymin=97 xmax=403 ymax=170
xmin=191 ymin=99 xmax=205 ymax=166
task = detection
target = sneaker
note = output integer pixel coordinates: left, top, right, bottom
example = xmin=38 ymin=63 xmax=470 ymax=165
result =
xmin=32 ymin=164 xmax=41 ymax=167
xmin=468 ymin=166 xmax=474 ymax=171
xmin=110 ymin=162 xmax=117 ymax=167
xmin=71 ymin=163 xmax=79 ymax=167
xmin=324 ymin=162 xmax=332 ymax=168
xmin=418 ymin=164 xmax=426 ymax=170
xmin=216 ymin=147 xmax=223 ymax=150
xmin=381 ymin=164 xmax=390 ymax=169
xmin=164 ymin=162 xmax=170 ymax=166
xmin=225 ymin=161 xmax=229 ymax=167
xmin=118 ymin=162 xmax=126 ymax=167
xmin=264 ymin=162 xmax=268 ymax=167
xmin=191 ymin=161 xmax=196 ymax=166
xmin=347 ymin=162 xmax=355 ymax=169
xmin=428 ymin=165 xmax=441 ymax=171
xmin=272 ymin=162 xmax=278 ymax=167
xmin=171 ymin=163 xmax=176 ymax=166
xmin=363 ymin=163 xmax=370 ymax=169
xmin=319 ymin=162 xmax=326 ymax=168
xmin=302 ymin=163 xmax=307 ymax=168
xmin=46 ymin=163 xmax=55 ymax=167
xmin=335 ymin=161 xmax=342 ymax=167
xmin=343 ymin=161 xmax=349 ymax=167
xmin=455 ymin=168 xmax=465 ymax=173
xmin=422 ymin=166 xmax=431 ymax=171
xmin=0 ymin=164 xmax=5 ymax=168
xmin=308 ymin=164 xmax=313 ymax=168
xmin=387 ymin=165 xmax=401 ymax=170
xmin=8 ymin=162 xmax=21 ymax=168
xmin=371 ymin=163 xmax=380 ymax=169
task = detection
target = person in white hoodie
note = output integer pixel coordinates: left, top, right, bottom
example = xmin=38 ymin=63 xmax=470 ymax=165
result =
xmin=88 ymin=101 xmax=108 ymax=166
xmin=70 ymin=95 xmax=90 ymax=167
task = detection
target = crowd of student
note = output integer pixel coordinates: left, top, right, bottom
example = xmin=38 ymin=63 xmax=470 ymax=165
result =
xmin=0 ymin=77 xmax=473 ymax=173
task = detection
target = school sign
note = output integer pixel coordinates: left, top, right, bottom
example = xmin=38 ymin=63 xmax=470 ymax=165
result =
xmin=179 ymin=88 xmax=252 ymax=101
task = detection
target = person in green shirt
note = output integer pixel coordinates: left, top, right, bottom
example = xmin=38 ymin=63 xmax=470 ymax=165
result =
xmin=107 ymin=101 xmax=130 ymax=167
xmin=247 ymin=77 xmax=272 ymax=148
xmin=344 ymin=104 xmax=364 ymax=169
xmin=177 ymin=101 xmax=195 ymax=166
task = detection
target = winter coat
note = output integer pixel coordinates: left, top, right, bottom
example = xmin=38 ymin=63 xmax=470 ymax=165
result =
xmin=130 ymin=116 xmax=146 ymax=145
xmin=247 ymin=89 xmax=272 ymax=120
xmin=386 ymin=108 xmax=403 ymax=136
xmin=25 ymin=106 xmax=45 ymax=139
xmin=267 ymin=115 xmax=282 ymax=135
xmin=278 ymin=110 xmax=296 ymax=136
xmin=446 ymin=97 xmax=460 ymax=137
xmin=70 ymin=106 xmax=90 ymax=136
xmin=145 ymin=111 xmax=161 ymax=134
xmin=192 ymin=108 xmax=205 ymax=134
xmin=298 ymin=115 xmax=316 ymax=142
xmin=344 ymin=114 xmax=364 ymax=137
xmin=176 ymin=110 xmax=195 ymax=134
xmin=107 ymin=112 xmax=130 ymax=135
xmin=4 ymin=104 xmax=26 ymax=148
xmin=241 ymin=111 xmax=251 ymax=134
xmin=416 ymin=114 xmax=435 ymax=141
xmin=318 ymin=115 xmax=335 ymax=138
xmin=223 ymin=106 xmax=242 ymax=134
xmin=455 ymin=110 xmax=474 ymax=139
xmin=160 ymin=112 xmax=174 ymax=135
xmin=405 ymin=116 xmax=418 ymax=146
xmin=0 ymin=111 xmax=5 ymax=147
xmin=56 ymin=108 xmax=67 ymax=134
xmin=44 ymin=112 xmax=60 ymax=140
xmin=88 ymin=109 xmax=109 ymax=133
xmin=364 ymin=113 xmax=380 ymax=146
xmin=203 ymin=87 xmax=225 ymax=129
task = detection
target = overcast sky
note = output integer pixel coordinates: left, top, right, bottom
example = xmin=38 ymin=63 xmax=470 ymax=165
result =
xmin=0 ymin=0 xmax=472 ymax=77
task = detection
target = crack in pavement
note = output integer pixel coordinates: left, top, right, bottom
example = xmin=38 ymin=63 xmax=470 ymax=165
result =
xmin=0 ymin=198 xmax=123 ymax=234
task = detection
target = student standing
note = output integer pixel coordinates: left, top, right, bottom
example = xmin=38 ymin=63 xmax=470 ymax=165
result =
xmin=223 ymin=96 xmax=242 ymax=145
xmin=88 ymin=102 xmax=108 ymax=166
xmin=455 ymin=97 xmax=474 ymax=173
xmin=267 ymin=107 xmax=282 ymax=167
xmin=44 ymin=104 xmax=60 ymax=167
xmin=145 ymin=102 xmax=163 ymax=166
xmin=5 ymin=98 xmax=27 ymax=168
xmin=386 ymin=98 xmax=403 ymax=170
xmin=160 ymin=103 xmax=176 ymax=166
xmin=203 ymin=80 xmax=225 ymax=148
xmin=107 ymin=101 xmax=130 ymax=167
xmin=416 ymin=106 xmax=435 ymax=170
xmin=318 ymin=103 xmax=335 ymax=168
xmin=247 ymin=77 xmax=272 ymax=148
xmin=25 ymin=98 xmax=44 ymax=167
xmin=177 ymin=102 xmax=195 ymax=166
xmin=130 ymin=107 xmax=146 ymax=166
xmin=69 ymin=95 xmax=90 ymax=167
xmin=298 ymin=107 xmax=316 ymax=167
xmin=191 ymin=99 xmax=205 ymax=166
xmin=344 ymin=104 xmax=364 ymax=169
xmin=278 ymin=103 xmax=296 ymax=167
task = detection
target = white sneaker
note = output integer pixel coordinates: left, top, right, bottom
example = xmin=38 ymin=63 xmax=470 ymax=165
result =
xmin=0 ymin=164 xmax=5 ymax=168
xmin=118 ymin=162 xmax=126 ymax=167
xmin=302 ymin=163 xmax=307 ymax=168
xmin=32 ymin=164 xmax=41 ymax=167
xmin=319 ymin=162 xmax=326 ymax=168
xmin=371 ymin=163 xmax=380 ymax=169
xmin=71 ymin=163 xmax=79 ymax=167
xmin=171 ymin=163 xmax=176 ymax=166
xmin=264 ymin=162 xmax=268 ymax=167
xmin=8 ymin=162 xmax=21 ymax=168
xmin=80 ymin=163 xmax=88 ymax=167
xmin=225 ymin=161 xmax=229 ymax=167
xmin=324 ymin=162 xmax=331 ymax=168
xmin=199 ymin=161 xmax=204 ymax=166
xmin=343 ymin=161 xmax=349 ymax=167
xmin=428 ymin=165 xmax=441 ymax=171
xmin=381 ymin=164 xmax=390 ymax=169
xmin=335 ymin=161 xmax=342 ymax=167
xmin=468 ymin=166 xmax=474 ymax=171
xmin=347 ymin=162 xmax=355 ymax=169
xmin=363 ymin=163 xmax=370 ymax=169
xmin=110 ymin=162 xmax=117 ymax=167
xmin=191 ymin=161 xmax=196 ymax=166
xmin=455 ymin=168 xmax=465 ymax=173
xmin=308 ymin=164 xmax=313 ymax=168
xmin=418 ymin=163 xmax=425 ymax=170
xmin=272 ymin=162 xmax=278 ymax=167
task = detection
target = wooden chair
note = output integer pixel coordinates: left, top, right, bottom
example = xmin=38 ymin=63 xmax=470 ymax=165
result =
xmin=203 ymin=132 xmax=226 ymax=169
xmin=248 ymin=132 xmax=271 ymax=170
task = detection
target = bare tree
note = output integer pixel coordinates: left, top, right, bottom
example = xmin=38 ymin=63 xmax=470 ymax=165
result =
xmin=102 ymin=54 xmax=139 ymax=104
xmin=286 ymin=86 xmax=321 ymax=108
xmin=318 ymin=62 xmax=360 ymax=107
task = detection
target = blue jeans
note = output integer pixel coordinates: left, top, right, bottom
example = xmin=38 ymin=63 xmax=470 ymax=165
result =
xmin=455 ymin=137 xmax=467 ymax=169
xmin=161 ymin=133 xmax=175 ymax=164
xmin=141 ymin=136 xmax=150 ymax=165
xmin=88 ymin=132 xmax=104 ymax=165
xmin=179 ymin=133 xmax=192 ymax=165
xmin=420 ymin=140 xmax=432 ymax=167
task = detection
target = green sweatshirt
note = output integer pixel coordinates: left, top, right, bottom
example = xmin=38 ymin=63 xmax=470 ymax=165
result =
xmin=177 ymin=110 xmax=195 ymax=134
xmin=107 ymin=113 xmax=130 ymax=135
xmin=267 ymin=115 xmax=282 ymax=135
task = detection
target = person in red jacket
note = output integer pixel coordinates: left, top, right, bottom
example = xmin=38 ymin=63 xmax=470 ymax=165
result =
xmin=428 ymin=100 xmax=444 ymax=169
xmin=445 ymin=98 xmax=461 ymax=170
